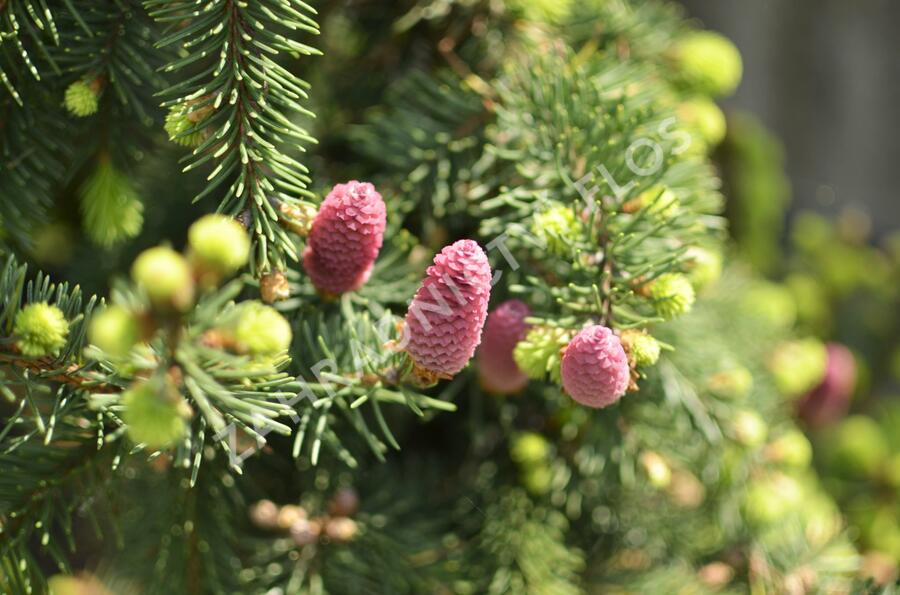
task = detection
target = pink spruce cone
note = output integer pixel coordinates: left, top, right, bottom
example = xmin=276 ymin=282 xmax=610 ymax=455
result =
xmin=403 ymin=239 xmax=492 ymax=377
xmin=303 ymin=181 xmax=386 ymax=295
xmin=560 ymin=325 xmax=630 ymax=408
xmin=477 ymin=300 xmax=531 ymax=394
xmin=797 ymin=343 xmax=856 ymax=428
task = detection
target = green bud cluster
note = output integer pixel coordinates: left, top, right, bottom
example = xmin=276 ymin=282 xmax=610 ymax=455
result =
xmin=510 ymin=432 xmax=553 ymax=496
xmin=731 ymin=410 xmax=768 ymax=448
xmin=677 ymin=97 xmax=727 ymax=150
xmin=639 ymin=451 xmax=672 ymax=489
xmin=510 ymin=432 xmax=550 ymax=466
xmin=648 ymin=273 xmax=695 ymax=320
xmin=13 ymin=303 xmax=69 ymax=357
xmin=64 ymin=80 xmax=100 ymax=117
xmin=742 ymin=473 xmax=803 ymax=526
xmin=232 ymin=301 xmax=293 ymax=356
xmin=766 ymin=430 xmax=813 ymax=468
xmin=505 ymin=0 xmax=572 ymax=24
xmin=741 ymin=281 xmax=797 ymax=329
xmin=513 ymin=327 xmax=571 ymax=383
xmin=768 ymin=338 xmax=827 ymax=397
xmin=164 ymin=102 xmax=214 ymax=147
xmin=89 ymin=305 xmax=141 ymax=358
xmin=619 ymin=329 xmax=661 ymax=367
xmin=121 ymin=379 xmax=189 ymax=449
xmin=826 ymin=415 xmax=888 ymax=479
xmin=532 ymin=203 xmax=581 ymax=255
xmin=188 ymin=214 xmax=250 ymax=285
xmin=672 ymin=31 xmax=743 ymax=97
xmin=707 ymin=367 xmax=754 ymax=400
xmin=131 ymin=246 xmax=195 ymax=311
xmin=685 ymin=246 xmax=723 ymax=290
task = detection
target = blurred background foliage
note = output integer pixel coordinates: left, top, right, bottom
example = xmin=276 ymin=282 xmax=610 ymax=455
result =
xmin=719 ymin=103 xmax=900 ymax=577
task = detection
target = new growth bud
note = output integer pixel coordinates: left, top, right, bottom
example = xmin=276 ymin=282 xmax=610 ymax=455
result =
xmin=619 ymin=329 xmax=661 ymax=367
xmin=131 ymin=246 xmax=195 ymax=311
xmin=89 ymin=305 xmax=140 ymax=358
xmin=121 ymin=379 xmax=189 ymax=450
xmin=672 ymin=31 xmax=743 ymax=97
xmin=14 ymin=303 xmax=69 ymax=357
xmin=532 ymin=203 xmax=580 ymax=255
xmin=64 ymin=80 xmax=101 ymax=117
xmin=513 ymin=326 xmax=571 ymax=384
xmin=647 ymin=273 xmax=695 ymax=320
xmin=232 ymin=301 xmax=292 ymax=356
xmin=188 ymin=214 xmax=250 ymax=283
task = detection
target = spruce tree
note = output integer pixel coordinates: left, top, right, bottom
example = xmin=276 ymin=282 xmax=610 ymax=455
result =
xmin=0 ymin=1 xmax=868 ymax=593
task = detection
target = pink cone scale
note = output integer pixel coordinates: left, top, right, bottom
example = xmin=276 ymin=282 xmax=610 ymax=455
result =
xmin=303 ymin=181 xmax=387 ymax=295
xmin=403 ymin=240 xmax=492 ymax=377
xmin=561 ymin=325 xmax=630 ymax=408
xmin=477 ymin=300 xmax=531 ymax=394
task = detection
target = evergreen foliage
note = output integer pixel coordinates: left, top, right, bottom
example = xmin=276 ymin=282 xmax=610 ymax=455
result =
xmin=0 ymin=1 xmax=873 ymax=593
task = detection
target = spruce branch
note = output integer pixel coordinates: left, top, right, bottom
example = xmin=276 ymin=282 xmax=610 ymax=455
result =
xmin=462 ymin=490 xmax=585 ymax=594
xmin=0 ymin=0 xmax=72 ymax=103
xmin=0 ymin=352 xmax=115 ymax=393
xmin=148 ymin=0 xmax=321 ymax=274
xmin=0 ymin=252 xmax=99 ymax=370
xmin=351 ymin=70 xmax=488 ymax=241
xmin=0 ymin=82 xmax=70 ymax=247
xmin=104 ymin=460 xmax=245 ymax=594
xmin=56 ymin=0 xmax=166 ymax=124
xmin=478 ymin=49 xmax=723 ymax=341
xmin=0 ymin=395 xmax=117 ymax=593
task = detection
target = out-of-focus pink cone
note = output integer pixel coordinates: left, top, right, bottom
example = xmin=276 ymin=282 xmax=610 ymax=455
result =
xmin=477 ymin=300 xmax=531 ymax=394
xmin=798 ymin=343 xmax=856 ymax=428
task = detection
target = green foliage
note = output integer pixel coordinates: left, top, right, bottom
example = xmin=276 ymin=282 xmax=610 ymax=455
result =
xmin=54 ymin=0 xmax=167 ymax=125
xmin=146 ymin=0 xmax=321 ymax=273
xmin=79 ymin=158 xmax=144 ymax=247
xmin=0 ymin=82 xmax=71 ymax=248
xmin=0 ymin=0 xmax=69 ymax=103
xmin=466 ymin=491 xmax=585 ymax=595
xmin=0 ymin=254 xmax=114 ymax=594
xmin=0 ymin=0 xmax=875 ymax=593
xmin=351 ymin=69 xmax=487 ymax=241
